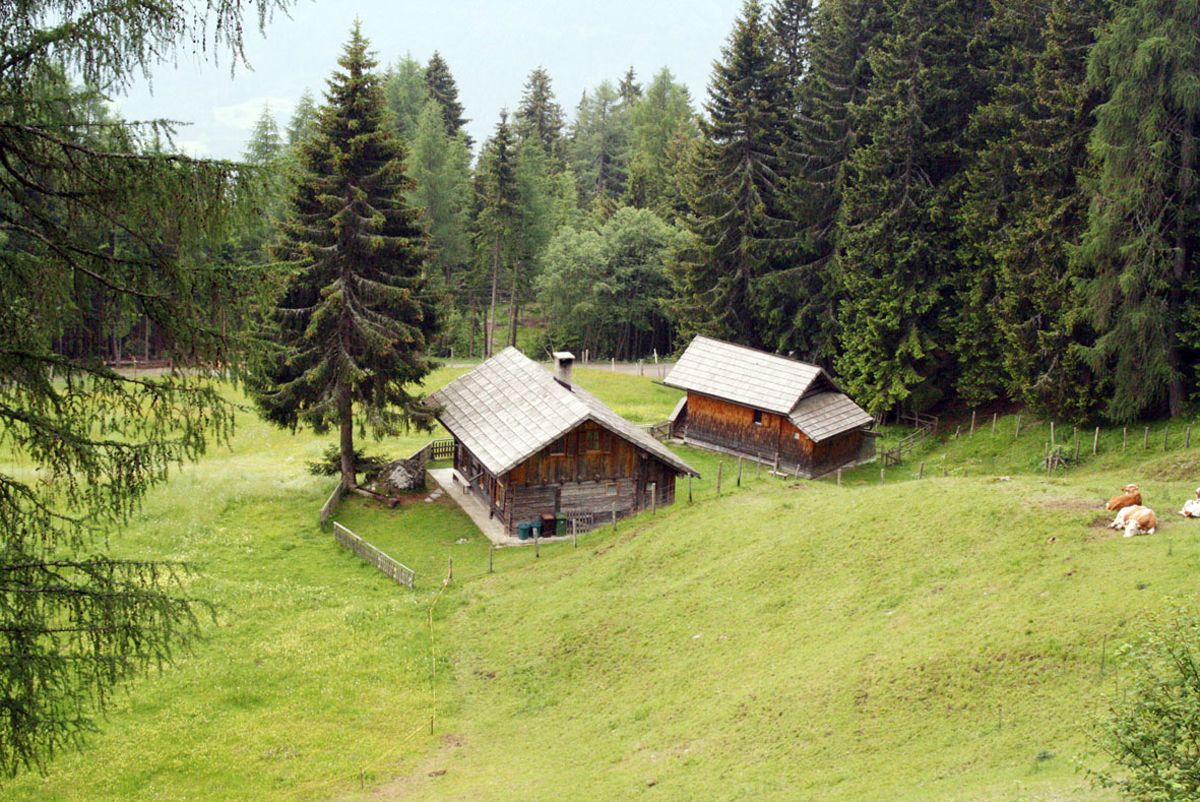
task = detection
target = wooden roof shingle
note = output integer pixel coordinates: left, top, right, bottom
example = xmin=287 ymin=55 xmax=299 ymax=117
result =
xmin=428 ymin=347 xmax=698 ymax=477
xmin=665 ymin=336 xmax=873 ymax=443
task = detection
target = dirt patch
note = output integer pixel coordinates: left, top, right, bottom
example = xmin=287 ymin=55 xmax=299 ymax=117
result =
xmin=440 ymin=734 xmax=464 ymax=749
xmin=1089 ymin=514 xmax=1113 ymax=530
xmin=1039 ymin=498 xmax=1100 ymax=512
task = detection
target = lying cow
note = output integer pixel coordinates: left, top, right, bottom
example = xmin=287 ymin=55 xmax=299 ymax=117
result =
xmin=1181 ymin=488 xmax=1200 ymax=518
xmin=1110 ymin=505 xmax=1157 ymax=537
xmin=1106 ymin=484 xmax=1142 ymax=512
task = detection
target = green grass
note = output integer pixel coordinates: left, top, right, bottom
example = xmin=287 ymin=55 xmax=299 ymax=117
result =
xmin=6 ymin=372 xmax=1200 ymax=801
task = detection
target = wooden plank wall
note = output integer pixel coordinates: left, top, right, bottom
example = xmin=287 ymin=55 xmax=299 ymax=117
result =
xmin=684 ymin=392 xmax=815 ymax=474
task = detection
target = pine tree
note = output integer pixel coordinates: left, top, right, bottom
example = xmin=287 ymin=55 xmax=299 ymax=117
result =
xmin=625 ymin=67 xmax=698 ymax=218
xmin=409 ymin=99 xmax=472 ymax=294
xmin=1076 ymin=0 xmax=1200 ymax=421
xmin=770 ymin=0 xmax=814 ymax=91
xmin=618 ymin=67 xmax=642 ymax=105
xmin=474 ymin=111 xmax=519 ymax=357
xmin=834 ymin=0 xmax=988 ymax=415
xmin=424 ymin=51 xmax=472 ymax=148
xmin=515 ymin=67 xmax=566 ymax=163
xmin=673 ymin=0 xmax=793 ymax=346
xmin=383 ymin=53 xmax=429 ymax=141
xmin=956 ymin=0 xmax=1112 ymax=418
xmin=287 ymin=89 xmax=319 ymax=147
xmin=252 ymin=24 xmax=438 ymax=489
xmin=569 ymin=81 xmax=632 ymax=215
xmin=0 ymin=0 xmax=286 ymax=775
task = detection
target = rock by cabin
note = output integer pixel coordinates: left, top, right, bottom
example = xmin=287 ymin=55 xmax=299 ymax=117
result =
xmin=664 ymin=336 xmax=875 ymax=478
xmin=428 ymin=348 xmax=698 ymax=535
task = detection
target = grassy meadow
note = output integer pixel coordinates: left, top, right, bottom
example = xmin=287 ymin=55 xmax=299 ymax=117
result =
xmin=4 ymin=367 xmax=1200 ymax=800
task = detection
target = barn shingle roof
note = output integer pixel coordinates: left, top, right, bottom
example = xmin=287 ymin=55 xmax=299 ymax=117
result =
xmin=428 ymin=347 xmax=698 ymax=478
xmin=665 ymin=336 xmax=873 ymax=443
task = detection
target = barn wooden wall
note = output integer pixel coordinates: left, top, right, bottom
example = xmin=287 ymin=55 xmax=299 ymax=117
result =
xmin=456 ymin=421 xmax=680 ymax=533
xmin=682 ymin=392 xmax=865 ymax=477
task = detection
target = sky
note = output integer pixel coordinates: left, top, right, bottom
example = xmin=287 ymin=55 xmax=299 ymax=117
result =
xmin=114 ymin=0 xmax=746 ymax=160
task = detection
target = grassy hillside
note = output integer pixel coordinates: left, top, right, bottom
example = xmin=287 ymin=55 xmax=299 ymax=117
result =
xmin=4 ymin=370 xmax=1200 ymax=801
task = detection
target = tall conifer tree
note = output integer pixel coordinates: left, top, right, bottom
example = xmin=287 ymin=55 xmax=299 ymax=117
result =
xmin=252 ymin=24 xmax=438 ymax=488
xmin=1077 ymin=0 xmax=1200 ymax=420
xmin=834 ymin=0 xmax=988 ymax=415
xmin=673 ymin=0 xmax=793 ymax=346
xmin=515 ymin=67 xmax=566 ymax=163
xmin=424 ymin=51 xmax=472 ymax=148
xmin=475 ymin=112 xmax=519 ymax=356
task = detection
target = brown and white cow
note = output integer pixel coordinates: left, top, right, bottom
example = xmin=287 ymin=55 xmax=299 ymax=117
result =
xmin=1180 ymin=488 xmax=1200 ymax=518
xmin=1106 ymin=484 xmax=1142 ymax=512
xmin=1110 ymin=505 xmax=1157 ymax=538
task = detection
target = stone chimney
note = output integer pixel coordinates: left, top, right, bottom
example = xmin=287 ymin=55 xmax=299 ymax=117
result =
xmin=552 ymin=351 xmax=576 ymax=389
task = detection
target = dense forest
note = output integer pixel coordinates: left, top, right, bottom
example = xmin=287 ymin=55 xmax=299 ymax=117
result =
xmin=57 ymin=0 xmax=1200 ymax=426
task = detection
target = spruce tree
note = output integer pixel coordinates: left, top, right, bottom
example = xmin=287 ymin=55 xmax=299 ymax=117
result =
xmin=956 ymin=0 xmax=1112 ymax=417
xmin=570 ymin=81 xmax=632 ymax=216
xmin=673 ymin=0 xmax=793 ymax=346
xmin=424 ymin=51 xmax=472 ymax=148
xmin=618 ymin=67 xmax=642 ymax=105
xmin=834 ymin=0 xmax=988 ymax=415
xmin=1076 ymin=0 xmax=1200 ymax=421
xmin=515 ymin=67 xmax=566 ymax=163
xmin=252 ymin=24 xmax=438 ymax=489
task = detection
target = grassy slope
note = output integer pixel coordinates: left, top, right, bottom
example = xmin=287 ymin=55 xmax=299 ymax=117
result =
xmin=6 ymin=369 xmax=1200 ymax=800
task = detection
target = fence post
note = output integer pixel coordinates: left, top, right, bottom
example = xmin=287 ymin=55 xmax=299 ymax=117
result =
xmin=612 ymin=506 xmax=618 ymax=530
xmin=716 ymin=461 xmax=723 ymax=495
xmin=1050 ymin=421 xmax=1055 ymax=446
xmin=880 ymin=467 xmax=885 ymax=483
xmin=1164 ymin=426 xmax=1170 ymax=452
xmin=991 ymin=413 xmax=997 ymax=436
xmin=737 ymin=457 xmax=743 ymax=487
xmin=1074 ymin=432 xmax=1081 ymax=463
xmin=448 ymin=557 xmax=453 ymax=583
xmin=1123 ymin=426 xmax=1128 ymax=452
xmin=1188 ymin=426 xmax=1193 ymax=449
xmin=943 ymin=463 xmax=948 ymax=478
xmin=955 ymin=425 xmax=961 ymax=440
xmin=611 ymin=357 xmax=616 ymax=372
xmin=1093 ymin=427 xmax=1100 ymax=456
xmin=651 ymin=482 xmax=657 ymax=515
xmin=534 ymin=532 xmax=540 ymax=559
xmin=918 ymin=462 xmax=925 ymax=479
xmin=970 ymin=410 xmax=976 ymax=436
xmin=1015 ymin=415 xmax=1022 ymax=439
xmin=1144 ymin=426 xmax=1150 ymax=449
xmin=687 ymin=474 xmax=693 ymax=504
xmin=572 ymin=519 xmax=578 ymax=548
xmin=837 ymin=468 xmax=842 ymax=486
xmin=488 ymin=544 xmax=494 ymax=573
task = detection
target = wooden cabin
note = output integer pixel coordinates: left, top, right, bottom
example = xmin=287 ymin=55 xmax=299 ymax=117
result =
xmin=665 ymin=336 xmax=875 ymax=478
xmin=428 ymin=348 xmax=698 ymax=535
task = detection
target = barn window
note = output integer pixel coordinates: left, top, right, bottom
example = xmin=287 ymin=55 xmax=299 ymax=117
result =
xmin=606 ymin=483 xmax=618 ymax=496
xmin=793 ymin=432 xmax=800 ymax=440
xmin=550 ymin=437 xmax=566 ymax=456
xmin=753 ymin=410 xmax=764 ymax=426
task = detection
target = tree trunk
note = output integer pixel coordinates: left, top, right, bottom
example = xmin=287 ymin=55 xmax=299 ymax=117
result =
xmin=1168 ymin=111 xmax=1195 ymax=417
xmin=338 ymin=386 xmax=356 ymax=490
xmin=508 ymin=260 xmax=520 ymax=349
xmin=487 ymin=236 xmax=500 ymax=358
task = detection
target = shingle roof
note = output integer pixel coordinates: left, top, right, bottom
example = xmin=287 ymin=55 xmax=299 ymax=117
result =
xmin=428 ymin=347 xmax=697 ymax=477
xmin=789 ymin=392 xmax=874 ymax=442
xmin=664 ymin=336 xmax=822 ymax=415
xmin=665 ymin=336 xmax=873 ymax=443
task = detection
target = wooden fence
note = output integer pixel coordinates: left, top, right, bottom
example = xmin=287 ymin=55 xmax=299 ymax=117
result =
xmin=880 ymin=412 xmax=940 ymax=467
xmin=318 ymin=479 xmax=346 ymax=530
xmin=430 ymin=438 xmax=455 ymax=461
xmin=646 ymin=421 xmax=672 ymax=441
xmin=332 ymin=522 xmax=415 ymax=589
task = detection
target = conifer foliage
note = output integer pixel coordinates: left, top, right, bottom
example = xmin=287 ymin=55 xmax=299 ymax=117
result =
xmin=251 ymin=24 xmax=438 ymax=490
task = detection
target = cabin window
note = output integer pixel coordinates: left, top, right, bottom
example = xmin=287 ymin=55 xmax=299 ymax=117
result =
xmin=793 ymin=432 xmax=800 ymax=440
xmin=550 ymin=437 xmax=566 ymax=456
xmin=753 ymin=410 xmax=764 ymax=426
xmin=583 ymin=429 xmax=608 ymax=453
xmin=606 ymin=483 xmax=618 ymax=496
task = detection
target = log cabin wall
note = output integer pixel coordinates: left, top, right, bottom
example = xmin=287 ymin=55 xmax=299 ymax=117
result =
xmin=811 ymin=429 xmax=866 ymax=476
xmin=500 ymin=420 xmax=679 ymax=533
xmin=683 ymin=392 xmax=815 ymax=475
